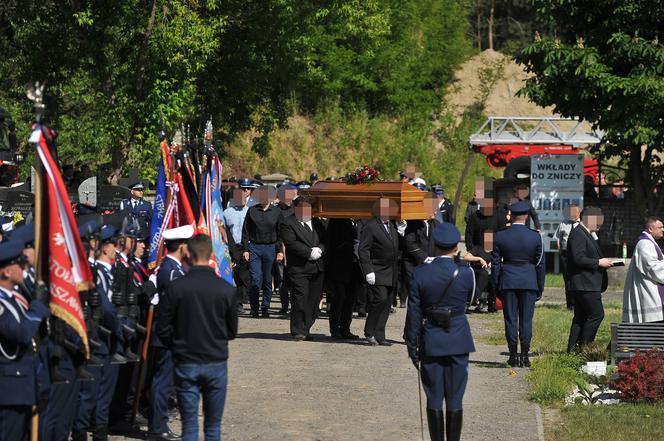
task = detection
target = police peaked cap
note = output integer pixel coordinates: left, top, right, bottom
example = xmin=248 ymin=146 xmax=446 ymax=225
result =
xmin=0 ymin=239 xmax=26 ymax=268
xmin=280 ymin=182 xmax=298 ymax=190
xmin=432 ymin=223 xmax=461 ymax=249
xmin=412 ymin=182 xmax=427 ymax=191
xmin=99 ymin=225 xmax=118 ymax=243
xmin=77 ymin=219 xmax=101 ymax=241
xmin=130 ymin=181 xmax=145 ymax=190
xmin=8 ymin=222 xmax=35 ymax=248
xmin=295 ymin=181 xmax=311 ymax=189
xmin=238 ymin=178 xmax=254 ymax=189
xmin=162 ymin=224 xmax=194 ymax=242
xmin=509 ymin=201 xmax=530 ymax=215
xmin=430 ymin=184 xmax=444 ymax=195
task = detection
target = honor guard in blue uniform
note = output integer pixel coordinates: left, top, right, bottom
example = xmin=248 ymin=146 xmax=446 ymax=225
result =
xmin=0 ymin=239 xmax=50 ymax=441
xmin=148 ymin=224 xmax=192 ymax=441
xmin=491 ymin=201 xmax=545 ymax=367
xmin=120 ymin=181 xmax=153 ymax=235
xmin=72 ymin=225 xmax=123 ymax=441
xmin=404 ymin=223 xmax=475 ymax=441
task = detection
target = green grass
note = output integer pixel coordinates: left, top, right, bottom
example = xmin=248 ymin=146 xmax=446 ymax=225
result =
xmin=545 ymin=273 xmax=566 ymax=288
xmin=548 ymin=404 xmax=664 ymax=441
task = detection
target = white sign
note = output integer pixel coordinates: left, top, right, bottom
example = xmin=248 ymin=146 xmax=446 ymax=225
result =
xmin=530 ymin=154 xmax=584 ymax=251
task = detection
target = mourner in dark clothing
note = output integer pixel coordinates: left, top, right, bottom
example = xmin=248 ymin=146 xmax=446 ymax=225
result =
xmin=492 ymin=202 xmax=545 ymax=368
xmin=404 ymin=223 xmax=475 ymax=441
xmin=280 ymin=198 xmax=326 ymax=340
xmin=241 ymin=186 xmax=284 ymax=317
xmin=401 ymin=193 xmax=441 ymax=307
xmin=274 ymin=183 xmax=298 ymax=314
xmin=565 ymin=207 xmax=612 ymax=352
xmin=358 ymin=198 xmax=400 ymax=346
xmin=465 ymin=199 xmax=500 ymax=312
xmin=157 ymin=234 xmax=238 ymax=441
xmin=326 ymin=218 xmax=361 ymax=339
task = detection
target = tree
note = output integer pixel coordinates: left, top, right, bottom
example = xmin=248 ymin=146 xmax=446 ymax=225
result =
xmin=517 ymin=0 xmax=664 ymax=215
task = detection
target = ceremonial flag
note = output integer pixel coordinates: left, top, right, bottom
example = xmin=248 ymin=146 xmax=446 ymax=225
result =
xmin=31 ymin=125 xmax=93 ymax=357
xmin=203 ymin=154 xmax=234 ymax=285
xmin=147 ymin=141 xmax=172 ymax=270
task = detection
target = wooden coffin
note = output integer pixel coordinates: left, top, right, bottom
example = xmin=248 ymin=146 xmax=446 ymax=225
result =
xmin=300 ymin=181 xmax=429 ymax=220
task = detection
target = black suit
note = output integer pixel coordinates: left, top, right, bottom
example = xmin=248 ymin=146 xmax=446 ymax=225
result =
xmin=401 ymin=219 xmax=440 ymax=304
xmin=566 ymin=224 xmax=607 ymax=351
xmin=358 ymin=217 xmax=399 ymax=341
xmin=280 ymin=215 xmax=326 ymax=337
xmin=325 ymin=218 xmax=359 ymax=336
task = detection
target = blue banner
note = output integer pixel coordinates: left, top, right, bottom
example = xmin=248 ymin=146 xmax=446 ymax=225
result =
xmin=207 ymin=156 xmax=234 ymax=285
xmin=147 ymin=153 xmax=167 ymax=270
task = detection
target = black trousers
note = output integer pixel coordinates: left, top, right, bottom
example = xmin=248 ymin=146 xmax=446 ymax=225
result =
xmin=364 ymin=285 xmax=393 ymax=341
xmin=559 ymin=251 xmax=574 ymax=309
xmin=0 ymin=405 xmax=30 ymax=441
xmin=355 ymin=283 xmax=367 ymax=313
xmin=401 ymin=261 xmax=416 ymax=305
xmin=274 ymin=260 xmax=290 ymax=311
xmin=232 ymin=245 xmax=250 ymax=306
xmin=567 ymin=290 xmax=604 ymax=352
xmin=328 ymin=279 xmax=357 ymax=336
xmin=472 ymin=267 xmax=496 ymax=307
xmin=289 ymin=271 xmax=324 ymax=337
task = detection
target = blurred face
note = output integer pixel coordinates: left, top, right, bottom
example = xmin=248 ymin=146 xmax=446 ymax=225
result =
xmin=583 ymin=213 xmax=604 ymax=232
xmin=255 ymin=187 xmax=276 ymax=206
xmin=648 ymin=220 xmax=664 ymax=240
xmin=516 ymin=187 xmax=529 ymax=199
xmin=374 ymin=198 xmax=398 ymax=221
xmin=232 ymin=188 xmax=245 ymax=207
xmin=294 ymin=202 xmax=312 ymax=222
xmin=131 ymin=188 xmax=143 ymax=199
xmin=483 ymin=231 xmax=493 ymax=252
xmin=478 ymin=198 xmax=493 ymax=216
xmin=278 ymin=188 xmax=297 ymax=206
xmin=424 ymin=194 xmax=438 ymax=219
xmin=563 ymin=205 xmax=580 ymax=221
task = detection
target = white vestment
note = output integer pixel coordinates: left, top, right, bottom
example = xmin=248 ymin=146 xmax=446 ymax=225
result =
xmin=623 ymin=232 xmax=664 ymax=323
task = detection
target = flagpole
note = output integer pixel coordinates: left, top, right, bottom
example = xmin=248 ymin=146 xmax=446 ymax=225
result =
xmin=27 ymin=82 xmax=47 ymax=441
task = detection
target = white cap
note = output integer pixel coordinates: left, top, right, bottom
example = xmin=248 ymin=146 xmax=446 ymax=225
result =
xmin=162 ymin=224 xmax=194 ymax=241
xmin=1 ymin=222 xmax=14 ymax=233
xmin=412 ymin=177 xmax=426 ymax=186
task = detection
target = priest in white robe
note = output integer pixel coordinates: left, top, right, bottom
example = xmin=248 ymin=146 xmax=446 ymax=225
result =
xmin=623 ymin=217 xmax=664 ymax=323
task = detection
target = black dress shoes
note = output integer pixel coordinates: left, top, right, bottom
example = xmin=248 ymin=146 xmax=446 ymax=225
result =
xmin=341 ymin=332 xmax=360 ymax=340
xmin=507 ymin=354 xmax=519 ymax=367
xmin=366 ymin=336 xmax=378 ymax=346
xmin=147 ymin=430 xmax=181 ymax=441
xmin=261 ymin=310 xmax=270 ymax=318
xmin=521 ymin=354 xmax=531 ymax=368
xmin=293 ymin=334 xmax=306 ymax=341
xmin=376 ymin=339 xmax=392 ymax=347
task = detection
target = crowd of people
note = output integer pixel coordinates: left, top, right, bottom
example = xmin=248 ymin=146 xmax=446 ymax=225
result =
xmin=3 ymin=166 xmax=664 ymax=441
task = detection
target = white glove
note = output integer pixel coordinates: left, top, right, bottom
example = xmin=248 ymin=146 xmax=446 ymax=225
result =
xmin=397 ymin=220 xmax=407 ymax=236
xmin=424 ymin=257 xmax=435 ymax=264
xmin=149 ymin=273 xmax=157 ymax=286
xmin=366 ymin=272 xmax=376 ymax=285
xmin=309 ymin=247 xmax=323 ymax=261
xmin=150 ymin=293 xmax=160 ymax=306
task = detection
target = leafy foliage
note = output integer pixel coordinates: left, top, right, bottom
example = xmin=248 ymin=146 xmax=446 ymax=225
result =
xmin=517 ymin=0 xmax=664 ymax=214
xmin=0 ymin=1 xmax=472 ymax=179
xmin=611 ymin=349 xmax=664 ymax=403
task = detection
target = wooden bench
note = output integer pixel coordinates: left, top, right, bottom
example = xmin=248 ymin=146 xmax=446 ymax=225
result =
xmin=610 ymin=322 xmax=664 ymax=363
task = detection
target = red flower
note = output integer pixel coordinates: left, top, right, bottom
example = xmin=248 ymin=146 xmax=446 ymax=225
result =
xmin=360 ymin=171 xmax=367 ymax=177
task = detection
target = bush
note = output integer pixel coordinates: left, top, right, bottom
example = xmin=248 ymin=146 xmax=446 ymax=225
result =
xmin=610 ymin=350 xmax=664 ymax=403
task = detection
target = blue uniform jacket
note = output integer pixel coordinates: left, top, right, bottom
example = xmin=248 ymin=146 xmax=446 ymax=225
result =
xmin=152 ymin=256 xmax=185 ymax=348
xmin=120 ymin=198 xmax=153 ymax=232
xmin=94 ymin=262 xmax=122 ymax=354
xmin=491 ymin=224 xmax=545 ymax=293
xmin=404 ymin=257 xmax=476 ymax=359
xmin=0 ymin=289 xmax=50 ymax=406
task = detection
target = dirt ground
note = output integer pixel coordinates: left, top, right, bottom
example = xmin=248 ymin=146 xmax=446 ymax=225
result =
xmin=111 ymin=301 xmax=545 ymax=441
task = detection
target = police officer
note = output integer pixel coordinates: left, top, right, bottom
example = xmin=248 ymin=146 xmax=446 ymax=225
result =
xmin=404 ymin=223 xmax=475 ymax=441
xmin=431 ymin=185 xmax=454 ymax=224
xmin=72 ymin=225 xmax=123 ymax=441
xmin=491 ymin=201 xmax=545 ymax=367
xmin=148 ymin=224 xmax=192 ymax=441
xmin=120 ymin=181 xmax=152 ymax=234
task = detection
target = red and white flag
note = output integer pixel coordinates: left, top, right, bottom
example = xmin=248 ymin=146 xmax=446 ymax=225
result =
xmin=31 ymin=125 xmax=94 ymax=357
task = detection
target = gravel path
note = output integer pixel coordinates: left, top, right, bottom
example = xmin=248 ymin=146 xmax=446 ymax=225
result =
xmin=110 ymin=304 xmax=543 ymax=440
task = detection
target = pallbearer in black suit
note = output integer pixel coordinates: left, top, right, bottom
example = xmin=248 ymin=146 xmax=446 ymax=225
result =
xmin=0 ymin=239 xmax=50 ymax=441
xmin=325 ymin=218 xmax=360 ymax=340
xmin=280 ymin=197 xmax=326 ymax=340
xmin=492 ymin=201 xmax=545 ymax=368
xmin=566 ymin=206 xmax=612 ymax=352
xmin=402 ymin=193 xmax=441 ymax=306
xmin=404 ymin=223 xmax=475 ymax=441
xmin=358 ymin=198 xmax=400 ymax=346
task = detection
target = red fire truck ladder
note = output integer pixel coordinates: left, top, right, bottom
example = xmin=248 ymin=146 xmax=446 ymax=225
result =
xmin=469 ymin=116 xmax=604 ymax=172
